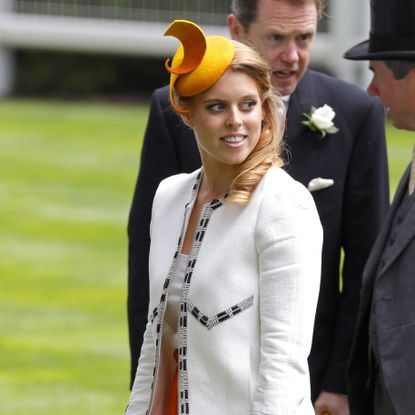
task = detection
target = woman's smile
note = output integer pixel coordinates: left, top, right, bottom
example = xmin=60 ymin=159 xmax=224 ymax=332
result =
xmin=220 ymin=134 xmax=247 ymax=147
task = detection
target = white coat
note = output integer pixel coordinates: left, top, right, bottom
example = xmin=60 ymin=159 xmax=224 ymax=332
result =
xmin=126 ymin=167 xmax=323 ymax=415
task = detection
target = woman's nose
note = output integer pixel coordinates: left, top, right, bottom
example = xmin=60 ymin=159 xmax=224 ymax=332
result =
xmin=225 ymin=108 xmax=242 ymax=128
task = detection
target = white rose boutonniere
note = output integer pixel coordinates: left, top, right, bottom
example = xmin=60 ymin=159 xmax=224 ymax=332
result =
xmin=302 ymin=104 xmax=339 ymax=137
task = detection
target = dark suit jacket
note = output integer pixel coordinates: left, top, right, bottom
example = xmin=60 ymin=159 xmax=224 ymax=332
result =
xmin=348 ymin=164 xmax=415 ymax=415
xmin=127 ymin=69 xmax=390 ymax=399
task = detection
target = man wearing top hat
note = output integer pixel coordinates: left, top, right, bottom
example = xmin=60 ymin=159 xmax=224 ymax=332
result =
xmin=344 ymin=0 xmax=415 ymax=414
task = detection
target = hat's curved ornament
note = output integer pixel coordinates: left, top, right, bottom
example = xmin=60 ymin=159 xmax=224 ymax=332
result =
xmin=164 ymin=20 xmax=234 ymax=112
xmin=164 ymin=20 xmax=206 ymax=75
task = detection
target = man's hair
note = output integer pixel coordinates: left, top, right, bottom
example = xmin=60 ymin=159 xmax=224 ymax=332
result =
xmin=384 ymin=60 xmax=415 ymax=80
xmin=230 ymin=0 xmax=325 ymax=29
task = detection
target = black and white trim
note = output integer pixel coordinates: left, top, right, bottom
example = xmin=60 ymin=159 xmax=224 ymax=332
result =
xmin=144 ymin=170 xmax=228 ymax=415
xmin=177 ymin=197 xmax=225 ymax=414
xmin=187 ymin=295 xmax=254 ymax=330
xmin=150 ymin=306 xmax=159 ymax=324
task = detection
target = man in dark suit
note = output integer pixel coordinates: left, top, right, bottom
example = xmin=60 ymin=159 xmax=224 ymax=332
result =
xmin=344 ymin=0 xmax=415 ymax=414
xmin=128 ymin=1 xmax=390 ymax=413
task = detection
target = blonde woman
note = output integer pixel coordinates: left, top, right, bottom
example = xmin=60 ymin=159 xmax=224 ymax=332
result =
xmin=126 ymin=20 xmax=322 ymax=415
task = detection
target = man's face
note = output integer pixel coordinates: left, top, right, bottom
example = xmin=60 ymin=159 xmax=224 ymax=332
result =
xmin=228 ymin=0 xmax=318 ymax=96
xmin=368 ymin=61 xmax=415 ymax=131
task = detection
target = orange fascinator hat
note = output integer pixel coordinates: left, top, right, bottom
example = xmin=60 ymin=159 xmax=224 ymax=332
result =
xmin=164 ymin=20 xmax=235 ymax=112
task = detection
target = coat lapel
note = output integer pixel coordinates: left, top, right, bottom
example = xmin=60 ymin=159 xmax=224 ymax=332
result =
xmin=359 ymin=166 xmax=410 ymax=298
xmin=284 ymin=71 xmax=322 ymax=185
xmin=378 ymin=164 xmax=415 ymax=278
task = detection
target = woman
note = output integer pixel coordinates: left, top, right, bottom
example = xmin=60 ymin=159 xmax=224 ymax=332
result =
xmin=126 ymin=20 xmax=322 ymax=415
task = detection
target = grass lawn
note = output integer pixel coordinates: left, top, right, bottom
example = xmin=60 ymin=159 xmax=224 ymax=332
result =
xmin=0 ymin=99 xmax=147 ymax=414
xmin=0 ymin=98 xmax=413 ymax=414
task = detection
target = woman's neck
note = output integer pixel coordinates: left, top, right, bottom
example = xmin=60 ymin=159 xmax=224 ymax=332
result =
xmin=198 ymin=164 xmax=238 ymax=203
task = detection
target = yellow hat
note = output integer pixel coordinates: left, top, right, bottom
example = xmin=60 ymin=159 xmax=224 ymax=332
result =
xmin=164 ymin=20 xmax=235 ymax=112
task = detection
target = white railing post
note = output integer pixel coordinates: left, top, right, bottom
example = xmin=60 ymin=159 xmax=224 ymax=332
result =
xmin=328 ymin=0 xmax=370 ymax=89
xmin=357 ymin=3 xmax=372 ymax=90
xmin=0 ymin=0 xmax=14 ymax=97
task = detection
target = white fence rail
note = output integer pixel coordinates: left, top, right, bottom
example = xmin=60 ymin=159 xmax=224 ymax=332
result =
xmin=0 ymin=0 xmax=371 ymax=97
xmin=13 ymin=0 xmax=230 ymax=25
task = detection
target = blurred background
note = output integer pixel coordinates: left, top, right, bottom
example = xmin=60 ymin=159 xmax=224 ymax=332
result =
xmin=0 ymin=0 xmax=374 ymax=99
xmin=0 ymin=1 xmax=413 ymax=414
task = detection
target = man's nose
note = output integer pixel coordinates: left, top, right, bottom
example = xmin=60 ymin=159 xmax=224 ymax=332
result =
xmin=280 ymin=41 xmax=299 ymax=64
xmin=367 ymin=77 xmax=379 ymax=96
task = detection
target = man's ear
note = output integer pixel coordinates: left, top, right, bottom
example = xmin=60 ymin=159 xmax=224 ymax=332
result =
xmin=227 ymin=14 xmax=244 ymax=41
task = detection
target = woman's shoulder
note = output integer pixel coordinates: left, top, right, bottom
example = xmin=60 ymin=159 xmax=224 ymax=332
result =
xmin=258 ymin=167 xmax=316 ymax=210
xmin=260 ymin=166 xmax=308 ymax=195
xmin=156 ymin=169 xmax=201 ymax=203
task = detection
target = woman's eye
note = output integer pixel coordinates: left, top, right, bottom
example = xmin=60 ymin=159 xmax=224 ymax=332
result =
xmin=241 ymin=100 xmax=257 ymax=111
xmin=207 ymin=103 xmax=225 ymax=112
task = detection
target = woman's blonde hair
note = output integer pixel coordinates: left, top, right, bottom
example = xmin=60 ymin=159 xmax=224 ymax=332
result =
xmin=176 ymin=41 xmax=285 ymax=204
xmin=226 ymin=41 xmax=285 ymax=203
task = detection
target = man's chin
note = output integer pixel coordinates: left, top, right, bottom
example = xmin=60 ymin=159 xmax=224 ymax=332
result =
xmin=272 ymin=83 xmax=297 ymax=97
xmin=392 ymin=117 xmax=414 ymax=131
xmin=271 ymin=76 xmax=298 ymax=96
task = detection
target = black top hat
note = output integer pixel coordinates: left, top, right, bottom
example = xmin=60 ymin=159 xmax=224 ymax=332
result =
xmin=344 ymin=0 xmax=415 ymax=60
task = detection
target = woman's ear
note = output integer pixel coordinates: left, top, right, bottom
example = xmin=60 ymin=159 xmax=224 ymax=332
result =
xmin=181 ymin=111 xmax=194 ymax=128
xmin=177 ymin=97 xmax=194 ymax=126
xmin=174 ymin=96 xmax=193 ymax=127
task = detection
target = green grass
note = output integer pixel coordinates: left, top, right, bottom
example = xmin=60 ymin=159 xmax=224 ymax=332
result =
xmin=0 ymin=98 xmax=413 ymax=414
xmin=0 ymin=99 xmax=148 ymax=414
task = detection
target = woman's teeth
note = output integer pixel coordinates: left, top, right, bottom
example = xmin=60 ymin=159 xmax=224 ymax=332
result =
xmin=222 ymin=136 xmax=244 ymax=143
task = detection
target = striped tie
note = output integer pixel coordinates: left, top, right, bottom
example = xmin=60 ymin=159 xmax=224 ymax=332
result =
xmin=409 ymin=145 xmax=415 ymax=196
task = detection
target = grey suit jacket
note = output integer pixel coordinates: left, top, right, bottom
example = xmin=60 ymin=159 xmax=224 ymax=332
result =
xmin=348 ymin=163 xmax=415 ymax=415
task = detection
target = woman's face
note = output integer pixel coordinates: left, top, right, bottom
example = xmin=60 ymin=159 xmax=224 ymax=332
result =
xmin=186 ymin=69 xmax=264 ymax=171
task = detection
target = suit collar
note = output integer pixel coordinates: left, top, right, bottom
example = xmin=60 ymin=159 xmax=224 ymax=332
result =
xmin=288 ymin=70 xmax=315 ymax=115
xmin=284 ymin=70 xmax=322 ymax=184
xmin=378 ymin=165 xmax=415 ymax=277
xmin=364 ymin=164 xmax=414 ymax=282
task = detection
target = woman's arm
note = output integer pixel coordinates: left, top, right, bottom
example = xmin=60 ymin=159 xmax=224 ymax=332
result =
xmin=125 ymin=316 xmax=156 ymax=414
xmin=253 ymin=178 xmax=323 ymax=414
xmin=125 ymin=185 xmax=164 ymax=414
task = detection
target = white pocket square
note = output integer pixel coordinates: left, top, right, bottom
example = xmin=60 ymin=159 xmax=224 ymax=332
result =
xmin=307 ymin=177 xmax=334 ymax=192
